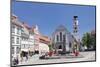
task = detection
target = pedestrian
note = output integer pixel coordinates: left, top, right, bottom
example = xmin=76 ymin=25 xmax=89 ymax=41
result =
xmin=16 ymin=56 xmax=19 ymax=64
xmin=13 ymin=58 xmax=17 ymax=65
xmin=20 ymin=51 xmax=23 ymax=62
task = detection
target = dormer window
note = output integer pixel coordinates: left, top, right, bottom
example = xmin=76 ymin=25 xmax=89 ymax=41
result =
xmin=17 ymin=27 xmax=21 ymax=35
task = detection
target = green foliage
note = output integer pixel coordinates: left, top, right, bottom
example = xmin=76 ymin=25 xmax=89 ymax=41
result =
xmin=82 ymin=33 xmax=91 ymax=48
xmin=48 ymin=44 xmax=53 ymax=51
xmin=82 ymin=32 xmax=96 ymax=50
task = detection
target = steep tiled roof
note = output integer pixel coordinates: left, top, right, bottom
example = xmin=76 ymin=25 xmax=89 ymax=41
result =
xmin=22 ymin=22 xmax=31 ymax=30
xmin=55 ymin=25 xmax=68 ymax=32
xmin=11 ymin=15 xmax=23 ymax=27
xmin=39 ymin=35 xmax=50 ymax=42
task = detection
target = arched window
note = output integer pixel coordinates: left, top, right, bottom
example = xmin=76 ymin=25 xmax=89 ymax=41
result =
xmin=56 ymin=35 xmax=59 ymax=42
xmin=63 ymin=34 xmax=66 ymax=42
xmin=69 ymin=42 xmax=72 ymax=48
xmin=60 ymin=32 xmax=62 ymax=41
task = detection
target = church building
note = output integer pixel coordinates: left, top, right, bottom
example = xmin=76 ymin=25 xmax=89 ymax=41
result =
xmin=51 ymin=25 xmax=76 ymax=54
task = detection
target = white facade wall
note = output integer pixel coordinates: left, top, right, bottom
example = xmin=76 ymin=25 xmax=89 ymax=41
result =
xmin=65 ymin=32 xmax=70 ymax=51
xmin=21 ymin=26 xmax=30 ymax=51
xmin=12 ymin=24 xmax=22 ymax=45
xmin=11 ymin=15 xmax=35 ymax=59
xmin=28 ymin=34 xmax=35 ymax=52
xmin=11 ymin=23 xmax=22 ymax=58
xmin=21 ymin=25 xmax=35 ymax=52
xmin=52 ymin=25 xmax=73 ymax=52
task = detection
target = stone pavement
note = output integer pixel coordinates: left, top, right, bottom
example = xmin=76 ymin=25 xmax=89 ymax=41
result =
xmin=18 ymin=51 xmax=95 ymax=65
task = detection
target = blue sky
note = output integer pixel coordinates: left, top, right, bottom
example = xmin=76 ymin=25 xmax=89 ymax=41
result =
xmin=12 ymin=1 xmax=96 ymax=38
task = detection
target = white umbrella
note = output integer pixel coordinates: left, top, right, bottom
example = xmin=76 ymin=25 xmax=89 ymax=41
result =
xmin=21 ymin=49 xmax=29 ymax=52
xmin=39 ymin=43 xmax=49 ymax=55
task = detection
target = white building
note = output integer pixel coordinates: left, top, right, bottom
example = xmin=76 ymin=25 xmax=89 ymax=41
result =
xmin=21 ymin=23 xmax=30 ymax=52
xmin=11 ymin=14 xmax=35 ymax=59
xmin=11 ymin=14 xmax=23 ymax=59
xmin=21 ymin=23 xmax=35 ymax=53
xmin=28 ymin=28 xmax=35 ymax=53
xmin=52 ymin=25 xmax=75 ymax=53
xmin=33 ymin=25 xmax=40 ymax=53
xmin=32 ymin=25 xmax=50 ymax=54
xmin=11 ymin=14 xmax=50 ymax=59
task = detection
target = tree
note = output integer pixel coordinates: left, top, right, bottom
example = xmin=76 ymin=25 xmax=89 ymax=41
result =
xmin=48 ymin=44 xmax=53 ymax=51
xmin=90 ymin=32 xmax=96 ymax=50
xmin=82 ymin=32 xmax=91 ymax=49
xmin=82 ymin=32 xmax=96 ymax=50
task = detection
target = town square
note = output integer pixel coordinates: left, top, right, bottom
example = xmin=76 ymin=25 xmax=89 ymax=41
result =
xmin=11 ymin=0 xmax=96 ymax=66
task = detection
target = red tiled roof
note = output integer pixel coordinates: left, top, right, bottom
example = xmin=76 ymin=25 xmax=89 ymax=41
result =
xmin=23 ymin=22 xmax=31 ymax=30
xmin=39 ymin=35 xmax=50 ymax=42
xmin=12 ymin=21 xmax=23 ymax=27
xmin=11 ymin=15 xmax=23 ymax=27
xmin=29 ymin=28 xmax=35 ymax=33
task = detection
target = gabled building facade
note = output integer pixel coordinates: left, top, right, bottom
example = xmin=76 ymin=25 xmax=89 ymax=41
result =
xmin=51 ymin=25 xmax=75 ymax=53
xmin=21 ymin=22 xmax=35 ymax=54
xmin=11 ymin=14 xmax=51 ymax=60
xmin=11 ymin=14 xmax=23 ymax=59
xmin=21 ymin=23 xmax=30 ymax=52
